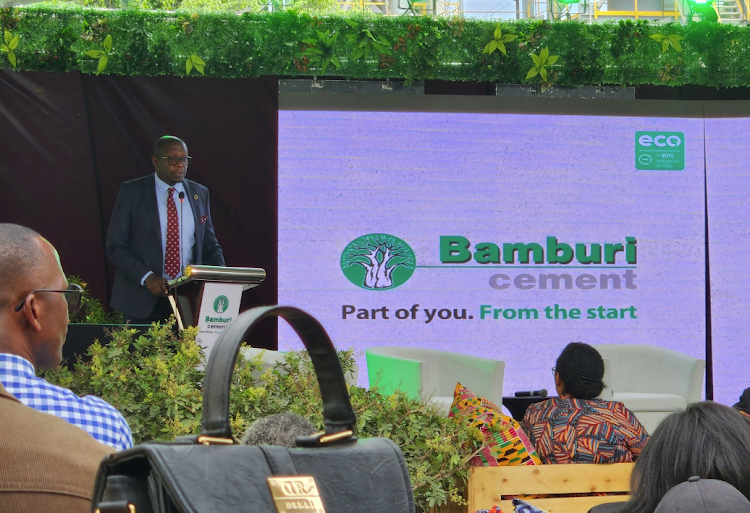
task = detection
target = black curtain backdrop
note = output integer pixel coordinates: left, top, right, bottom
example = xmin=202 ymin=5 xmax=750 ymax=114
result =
xmin=0 ymin=70 xmax=278 ymax=348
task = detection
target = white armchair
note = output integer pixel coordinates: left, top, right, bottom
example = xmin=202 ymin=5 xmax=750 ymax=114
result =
xmin=365 ymin=346 xmax=505 ymax=415
xmin=593 ymin=344 xmax=705 ymax=434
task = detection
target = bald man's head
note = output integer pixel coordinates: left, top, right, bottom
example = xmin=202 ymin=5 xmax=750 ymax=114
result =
xmin=153 ymin=136 xmax=186 ymax=156
xmin=0 ymin=224 xmax=47 ymax=309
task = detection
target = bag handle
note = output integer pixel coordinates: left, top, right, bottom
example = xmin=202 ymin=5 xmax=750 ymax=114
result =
xmin=201 ymin=305 xmax=357 ymax=440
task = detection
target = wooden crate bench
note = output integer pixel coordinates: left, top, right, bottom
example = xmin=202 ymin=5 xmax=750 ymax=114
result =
xmin=466 ymin=462 xmax=634 ymax=513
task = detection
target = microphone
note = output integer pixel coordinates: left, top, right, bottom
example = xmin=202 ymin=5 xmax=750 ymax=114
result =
xmin=514 ymin=389 xmax=548 ymax=398
xmin=178 ymin=191 xmax=185 ymax=277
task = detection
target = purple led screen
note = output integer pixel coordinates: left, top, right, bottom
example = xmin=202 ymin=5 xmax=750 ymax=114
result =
xmin=706 ymin=118 xmax=750 ymax=406
xmin=278 ymin=110 xmax=707 ymax=399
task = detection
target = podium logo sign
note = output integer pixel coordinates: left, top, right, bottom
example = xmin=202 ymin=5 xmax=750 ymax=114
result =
xmin=214 ymin=295 xmax=229 ymax=314
xmin=341 ymin=234 xmax=416 ymax=291
xmin=197 ymin=282 xmax=243 ymax=353
xmin=635 ymin=131 xmax=685 ymax=170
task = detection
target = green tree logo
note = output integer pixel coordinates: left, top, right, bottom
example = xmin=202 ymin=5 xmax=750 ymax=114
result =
xmin=341 ymin=234 xmax=416 ymax=290
xmin=213 ymin=295 xmax=229 ymax=313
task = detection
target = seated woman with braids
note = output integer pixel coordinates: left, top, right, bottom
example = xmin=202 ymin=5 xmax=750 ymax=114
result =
xmin=522 ymin=342 xmax=649 ymax=464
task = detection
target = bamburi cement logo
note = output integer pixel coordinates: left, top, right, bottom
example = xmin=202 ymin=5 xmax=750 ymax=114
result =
xmin=213 ymin=295 xmax=229 ymax=313
xmin=341 ymin=234 xmax=416 ymax=290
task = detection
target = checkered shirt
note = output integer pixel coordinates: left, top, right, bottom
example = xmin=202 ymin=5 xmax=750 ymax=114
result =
xmin=0 ymin=353 xmax=133 ymax=451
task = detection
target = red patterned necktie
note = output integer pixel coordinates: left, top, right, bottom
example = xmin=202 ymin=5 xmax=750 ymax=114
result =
xmin=165 ymin=187 xmax=180 ymax=278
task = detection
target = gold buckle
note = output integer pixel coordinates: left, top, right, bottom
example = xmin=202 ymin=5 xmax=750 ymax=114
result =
xmin=196 ymin=435 xmax=234 ymax=445
xmin=94 ymin=505 xmax=135 ymax=513
xmin=267 ymin=476 xmax=326 ymax=513
xmin=318 ymin=430 xmax=353 ymax=444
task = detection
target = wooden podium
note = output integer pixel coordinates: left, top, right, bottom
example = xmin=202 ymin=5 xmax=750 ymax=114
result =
xmin=167 ymin=265 xmax=266 ymax=350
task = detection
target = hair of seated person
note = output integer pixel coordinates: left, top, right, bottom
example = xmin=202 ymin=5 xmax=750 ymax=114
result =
xmin=625 ymin=401 xmax=750 ymax=513
xmin=241 ymin=412 xmax=316 ymax=448
xmin=555 ymin=342 xmax=605 ymax=399
xmin=733 ymin=387 xmax=750 ymax=416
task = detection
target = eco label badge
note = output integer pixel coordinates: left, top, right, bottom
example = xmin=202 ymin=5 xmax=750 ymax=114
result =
xmin=341 ymin=234 xmax=416 ymax=290
xmin=635 ymin=131 xmax=685 ymax=171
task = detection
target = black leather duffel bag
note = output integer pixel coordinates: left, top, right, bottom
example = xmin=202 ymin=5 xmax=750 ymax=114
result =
xmin=91 ymin=305 xmax=415 ymax=513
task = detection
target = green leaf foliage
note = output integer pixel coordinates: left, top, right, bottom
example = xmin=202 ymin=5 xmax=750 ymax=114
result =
xmin=84 ymin=31 xmax=112 ymax=74
xmin=650 ymin=32 xmax=683 ymax=53
xmin=1 ymin=29 xmax=18 ymax=68
xmin=346 ymin=21 xmax=391 ymax=63
xmin=1 ymin=8 xmax=749 ymax=87
xmin=526 ymin=46 xmax=559 ymax=87
xmin=41 ymin=322 xmax=482 ymax=513
xmin=482 ymin=24 xmax=517 ymax=56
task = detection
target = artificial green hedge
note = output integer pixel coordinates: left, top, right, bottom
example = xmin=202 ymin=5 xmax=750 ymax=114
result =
xmin=2 ymin=6 xmax=750 ymax=87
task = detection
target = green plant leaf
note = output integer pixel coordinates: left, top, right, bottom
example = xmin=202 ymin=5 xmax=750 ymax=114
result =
xmin=482 ymin=41 xmax=493 ymax=54
xmin=3 ymin=31 xmax=10 ymax=45
xmin=9 ymin=35 xmax=19 ymax=51
xmin=103 ymin=34 xmax=112 ymax=53
xmin=86 ymin=50 xmax=104 ymax=58
xmin=531 ymin=52 xmax=541 ymax=66
xmin=190 ymin=54 xmax=205 ymax=66
xmin=493 ymin=24 xmax=501 ymax=39
xmin=540 ymin=66 xmax=547 ymax=82
xmin=489 ymin=40 xmax=498 ymax=54
xmin=8 ymin=50 xmax=16 ymax=68
xmin=649 ymin=34 xmax=666 ymax=42
xmin=352 ymin=47 xmax=364 ymax=60
xmin=186 ymin=57 xmax=193 ymax=74
xmin=526 ymin=66 xmax=539 ymax=79
xmin=497 ymin=41 xmax=507 ymax=56
xmin=547 ymin=54 xmax=559 ymax=65
xmin=331 ymin=55 xmax=341 ymax=69
xmin=662 ymin=40 xmax=669 ymax=54
xmin=501 ymin=34 xmax=517 ymax=43
xmin=540 ymin=46 xmax=549 ymax=62
xmin=194 ymin=63 xmax=204 ymax=75
xmin=0 ymin=44 xmax=8 ymax=53
xmin=668 ymin=37 xmax=682 ymax=52
xmin=96 ymin=54 xmax=108 ymax=75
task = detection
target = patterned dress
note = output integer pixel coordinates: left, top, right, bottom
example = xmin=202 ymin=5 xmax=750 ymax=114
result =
xmin=521 ymin=397 xmax=648 ymax=464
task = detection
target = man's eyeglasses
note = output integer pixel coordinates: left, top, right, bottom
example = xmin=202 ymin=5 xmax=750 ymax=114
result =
xmin=159 ymin=156 xmax=192 ymax=166
xmin=14 ymin=283 xmax=83 ymax=315
xmin=551 ymin=367 xmax=557 ymax=376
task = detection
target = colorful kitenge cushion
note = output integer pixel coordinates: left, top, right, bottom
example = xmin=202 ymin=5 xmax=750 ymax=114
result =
xmin=449 ymin=383 xmax=541 ymax=467
xmin=474 ymin=506 xmax=504 ymax=513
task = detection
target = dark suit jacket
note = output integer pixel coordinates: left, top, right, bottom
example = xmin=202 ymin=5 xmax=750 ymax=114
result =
xmin=106 ymin=174 xmax=225 ymax=318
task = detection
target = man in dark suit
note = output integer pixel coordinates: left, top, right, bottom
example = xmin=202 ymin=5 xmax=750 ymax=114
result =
xmin=106 ymin=136 xmax=225 ymax=324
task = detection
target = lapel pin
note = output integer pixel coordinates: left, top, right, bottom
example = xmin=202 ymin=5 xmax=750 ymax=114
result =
xmin=193 ymin=194 xmax=198 ymax=200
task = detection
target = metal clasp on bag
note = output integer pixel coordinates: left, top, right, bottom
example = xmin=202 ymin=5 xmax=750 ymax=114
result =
xmin=318 ymin=430 xmax=353 ymax=444
xmin=267 ymin=476 xmax=326 ymax=513
xmin=95 ymin=504 xmax=136 ymax=513
xmin=295 ymin=429 xmax=355 ymax=448
xmin=197 ymin=435 xmax=234 ymax=445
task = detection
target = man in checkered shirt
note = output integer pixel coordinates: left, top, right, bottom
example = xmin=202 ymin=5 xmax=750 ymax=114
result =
xmin=0 ymin=223 xmax=133 ymax=451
